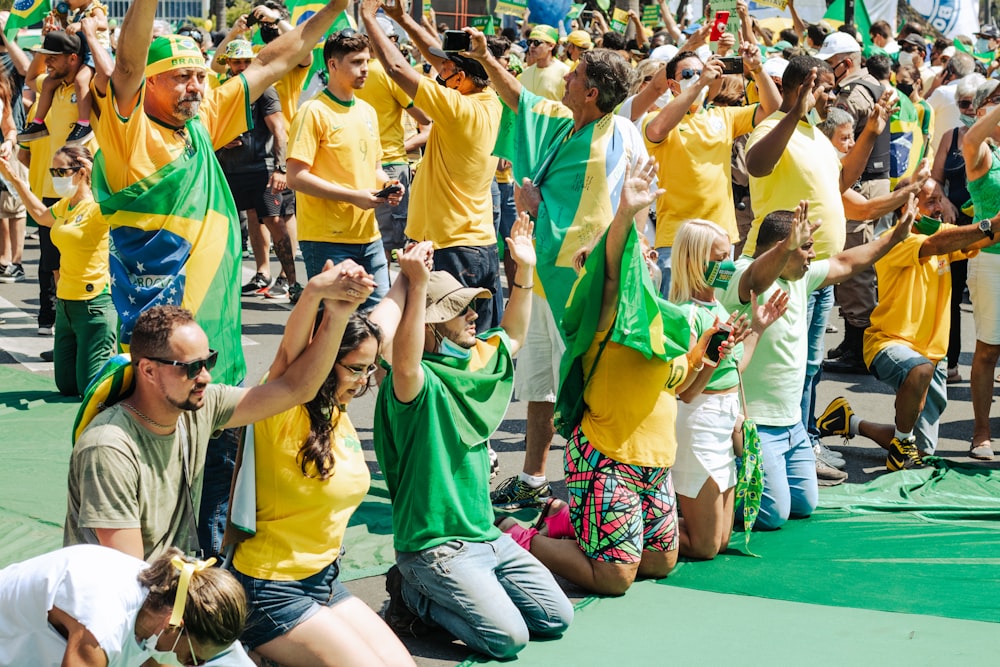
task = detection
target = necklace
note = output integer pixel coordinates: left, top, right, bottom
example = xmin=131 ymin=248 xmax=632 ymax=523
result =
xmin=122 ymin=401 xmax=176 ymax=430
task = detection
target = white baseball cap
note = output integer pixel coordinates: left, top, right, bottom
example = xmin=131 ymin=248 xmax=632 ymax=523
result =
xmin=649 ymin=44 xmax=678 ymax=62
xmin=816 ymin=31 xmax=862 ymax=60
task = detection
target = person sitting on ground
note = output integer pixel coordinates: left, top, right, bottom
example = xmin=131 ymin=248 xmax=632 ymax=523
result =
xmin=230 ymin=293 xmax=415 ymax=665
xmin=817 ymin=178 xmax=1000 ymax=468
xmin=65 ymin=261 xmax=377 ymax=560
xmin=0 ymin=545 xmax=251 ymax=666
xmin=498 ymin=159 xmax=712 ymax=594
xmin=669 ymin=218 xmax=788 ymax=559
xmin=719 ymin=200 xmax=912 ymax=529
xmin=0 ymin=145 xmax=115 ymax=397
xmin=373 ymin=224 xmax=573 ymax=660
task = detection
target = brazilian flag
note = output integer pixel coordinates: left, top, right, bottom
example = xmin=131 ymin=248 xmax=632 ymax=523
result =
xmin=6 ymin=0 xmax=49 ymax=38
xmin=553 ymin=224 xmax=691 ymax=439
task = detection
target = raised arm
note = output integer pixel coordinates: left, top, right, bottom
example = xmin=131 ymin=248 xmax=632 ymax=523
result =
xmin=821 ymin=196 xmax=914 ymax=288
xmin=842 ymin=159 xmax=930 ymax=220
xmin=391 ymin=241 xmax=434 ymax=403
xmin=746 ymin=68 xmax=816 ymax=177
xmin=741 ymin=40 xmax=781 ymax=120
xmin=0 ymin=155 xmax=53 ymax=224
xmin=209 ymin=15 xmax=249 ymax=74
xmin=787 ymin=0 xmax=806 ymax=44
xmin=243 ymin=0 xmax=349 ymax=102
xmin=963 ymin=101 xmax=1000 ymax=181
xmin=464 ymin=27 xmax=523 ymax=111
xmin=360 ymin=0 xmax=422 ymax=99
xmin=657 ymin=0 xmax=683 ymax=44
xmin=0 ymin=19 xmax=31 ymax=76
xmin=645 ymin=60 xmax=722 ymax=143
xmin=738 ymin=200 xmax=818 ymax=302
xmin=225 ymin=261 xmax=376 ymax=427
xmin=499 ymin=213 xmax=536 ymax=356
xmin=107 ymin=0 xmax=159 ymax=112
xmin=380 ymin=0 xmax=448 ymax=72
xmin=80 ymin=16 xmax=113 ymax=94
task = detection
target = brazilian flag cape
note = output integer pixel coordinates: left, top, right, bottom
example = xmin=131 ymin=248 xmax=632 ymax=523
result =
xmin=494 ymin=90 xmax=640 ymax=326
xmin=889 ymin=91 xmax=928 ymax=188
xmin=553 ymin=224 xmax=691 ymax=439
xmin=94 ymin=119 xmax=247 ymax=386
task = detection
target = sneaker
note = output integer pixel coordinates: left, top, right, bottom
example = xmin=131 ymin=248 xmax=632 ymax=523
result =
xmin=264 ymin=277 xmax=289 ymax=299
xmin=490 ymin=475 xmax=552 ymax=510
xmin=241 ymin=272 xmax=270 ymax=294
xmin=0 ymin=263 xmax=24 ymax=283
xmin=17 ymin=121 xmax=48 ymax=142
xmin=38 ymin=325 xmax=53 ymax=336
xmin=817 ymin=397 xmax=854 ymax=439
xmin=823 ymin=348 xmax=869 ymax=374
xmin=814 ymin=443 xmax=846 ymax=470
xmin=65 ymin=123 xmax=93 ymax=145
xmin=383 ymin=565 xmax=430 ymax=638
xmin=816 ymin=459 xmax=848 ymax=486
xmin=40 ymin=349 xmax=53 ymax=362
xmin=288 ymin=281 xmax=304 ymax=305
xmin=886 ymin=436 xmax=925 ymax=472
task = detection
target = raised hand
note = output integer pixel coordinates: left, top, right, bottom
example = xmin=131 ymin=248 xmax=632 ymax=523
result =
xmin=398 ymin=240 xmax=434 ymax=285
xmin=505 ymin=213 xmax=536 ymax=270
xmin=784 ymin=199 xmax=821 ymax=250
xmin=317 ymin=259 xmax=376 ymax=307
xmin=749 ymin=288 xmax=789 ymax=334
xmin=619 ymin=157 xmax=664 ymax=221
xmin=462 ymin=27 xmax=489 ymax=61
xmin=891 ymin=193 xmax=916 ymax=243
xmin=793 ymin=67 xmax=818 ymax=117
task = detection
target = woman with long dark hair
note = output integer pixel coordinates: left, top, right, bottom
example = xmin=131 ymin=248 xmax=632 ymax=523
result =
xmin=230 ymin=297 xmax=415 ymax=664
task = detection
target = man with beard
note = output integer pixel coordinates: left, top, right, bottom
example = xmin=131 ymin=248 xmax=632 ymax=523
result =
xmin=90 ymin=0 xmax=353 ymax=557
xmin=64 ymin=263 xmax=376 ymax=560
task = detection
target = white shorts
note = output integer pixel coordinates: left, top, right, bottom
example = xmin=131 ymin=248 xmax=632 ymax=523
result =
xmin=672 ymin=391 xmax=739 ymax=498
xmin=513 ymin=292 xmax=565 ymax=403
xmin=968 ymin=252 xmax=1000 ymax=345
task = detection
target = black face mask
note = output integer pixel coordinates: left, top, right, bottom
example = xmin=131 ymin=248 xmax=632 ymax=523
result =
xmin=896 ymin=82 xmax=914 ymax=97
xmin=260 ymin=24 xmax=280 ymax=43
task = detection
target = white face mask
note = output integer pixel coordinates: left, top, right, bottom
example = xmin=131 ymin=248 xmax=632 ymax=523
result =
xmin=835 ymin=149 xmax=848 ymax=159
xmin=51 ymin=175 xmax=76 ymax=197
xmin=976 ymin=38 xmax=993 ymax=54
xmin=117 ymin=630 xmax=183 ymax=667
xmin=899 ymin=51 xmax=918 ymax=68
xmin=678 ymin=76 xmax=706 ymax=108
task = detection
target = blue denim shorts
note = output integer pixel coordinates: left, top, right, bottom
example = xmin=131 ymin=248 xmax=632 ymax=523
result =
xmin=233 ymin=558 xmax=352 ymax=649
xmin=870 ymin=344 xmax=947 ymax=454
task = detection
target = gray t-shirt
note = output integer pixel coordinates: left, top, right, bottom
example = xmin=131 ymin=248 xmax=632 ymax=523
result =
xmin=64 ymin=384 xmax=242 ymax=559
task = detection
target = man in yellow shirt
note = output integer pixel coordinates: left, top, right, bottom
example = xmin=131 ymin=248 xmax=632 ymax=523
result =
xmin=90 ymin=0 xmax=356 ymax=557
xmin=818 ymin=181 xmax=1000 ymax=470
xmin=287 ymin=29 xmax=404 ymax=309
xmin=519 ymin=25 xmax=569 ymax=101
xmin=362 ymin=0 xmax=504 ymax=329
xmin=357 ymin=16 xmax=432 ymax=263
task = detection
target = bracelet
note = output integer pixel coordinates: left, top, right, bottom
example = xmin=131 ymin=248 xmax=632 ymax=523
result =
xmin=512 ymin=281 xmax=534 ymax=289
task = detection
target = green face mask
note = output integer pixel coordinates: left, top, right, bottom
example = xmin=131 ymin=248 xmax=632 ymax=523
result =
xmin=914 ymin=215 xmax=942 ymax=236
xmin=704 ymin=258 xmax=737 ymax=289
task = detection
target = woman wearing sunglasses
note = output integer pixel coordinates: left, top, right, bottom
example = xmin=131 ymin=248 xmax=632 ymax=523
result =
xmin=0 ymin=144 xmax=116 ymax=396
xmin=229 ymin=266 xmax=416 ymax=665
xmin=0 ymin=545 xmax=250 ymax=666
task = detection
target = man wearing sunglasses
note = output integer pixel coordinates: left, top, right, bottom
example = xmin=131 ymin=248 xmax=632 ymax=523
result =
xmin=65 ymin=261 xmax=376 ymax=562
xmin=520 ymin=25 xmax=568 ymax=102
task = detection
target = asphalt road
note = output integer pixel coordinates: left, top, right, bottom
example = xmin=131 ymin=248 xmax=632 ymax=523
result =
xmin=2 ymin=235 xmax=997 ymax=666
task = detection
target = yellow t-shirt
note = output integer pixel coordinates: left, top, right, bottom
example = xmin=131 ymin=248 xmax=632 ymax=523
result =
xmin=581 ymin=329 xmax=688 ymax=468
xmin=742 ymin=111 xmax=846 ymax=260
xmin=863 ymin=230 xmax=974 ymax=366
xmin=26 ymin=75 xmax=98 ymax=199
xmin=274 ymin=64 xmax=311 ymax=130
xmin=91 ymin=74 xmax=250 ymax=193
xmin=48 ymin=199 xmax=109 ymax=300
xmin=518 ymin=60 xmax=569 ymax=102
xmin=288 ymin=90 xmax=382 ymax=244
xmin=407 ymin=78 xmax=501 ymax=248
xmin=233 ymin=407 xmax=371 ymax=581
xmin=644 ymin=104 xmax=756 ymax=247
xmin=357 ymin=59 xmax=414 ymax=165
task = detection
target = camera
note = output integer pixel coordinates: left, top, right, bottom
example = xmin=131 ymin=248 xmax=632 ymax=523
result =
xmin=718 ymin=57 xmax=743 ymax=75
xmin=442 ymin=30 xmax=471 ymax=53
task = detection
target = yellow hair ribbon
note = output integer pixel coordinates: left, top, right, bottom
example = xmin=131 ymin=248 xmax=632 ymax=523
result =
xmin=168 ymin=556 xmax=217 ymax=627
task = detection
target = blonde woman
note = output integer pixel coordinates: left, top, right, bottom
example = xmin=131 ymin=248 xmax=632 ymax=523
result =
xmin=669 ymin=218 xmax=787 ymax=559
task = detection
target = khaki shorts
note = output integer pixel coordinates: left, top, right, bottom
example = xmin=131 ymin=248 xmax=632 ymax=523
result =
xmin=0 ymin=161 xmax=26 ymax=217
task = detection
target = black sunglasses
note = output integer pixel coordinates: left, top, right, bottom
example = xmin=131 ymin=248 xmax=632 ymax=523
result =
xmin=49 ymin=166 xmax=81 ymax=177
xmin=958 ymin=99 xmax=975 ymax=109
xmin=527 ymin=39 xmax=543 ymax=47
xmin=333 ymin=27 xmax=359 ymax=41
xmin=679 ymin=68 xmax=702 ymax=80
xmin=148 ymin=350 xmax=219 ymax=379
xmin=179 ymin=29 xmax=203 ymax=43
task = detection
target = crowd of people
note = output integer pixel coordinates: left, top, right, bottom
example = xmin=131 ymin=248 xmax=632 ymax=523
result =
xmin=3 ymin=0 xmax=1000 ymax=663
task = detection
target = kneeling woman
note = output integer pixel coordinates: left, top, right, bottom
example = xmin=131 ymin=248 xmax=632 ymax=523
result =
xmin=230 ymin=281 xmax=415 ymax=666
xmin=0 ymin=146 xmax=116 ymax=396
xmin=669 ymin=219 xmax=786 ymax=559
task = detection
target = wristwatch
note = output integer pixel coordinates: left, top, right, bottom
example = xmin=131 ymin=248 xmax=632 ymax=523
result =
xmin=979 ymin=218 xmax=995 ymax=240
xmin=275 ymin=164 xmax=287 ymax=174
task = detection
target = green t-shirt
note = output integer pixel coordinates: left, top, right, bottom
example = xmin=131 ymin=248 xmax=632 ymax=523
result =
xmin=968 ymin=145 xmax=1000 ymax=255
xmin=681 ymin=299 xmax=742 ymax=392
xmin=719 ymin=257 xmax=829 ymax=427
xmin=65 ymin=384 xmax=242 ymax=559
xmin=374 ymin=330 xmax=513 ymax=553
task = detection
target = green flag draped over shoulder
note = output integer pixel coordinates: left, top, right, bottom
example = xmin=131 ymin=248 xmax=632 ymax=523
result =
xmin=94 ymin=120 xmax=247 ymax=386
xmin=553 ymin=224 xmax=691 ymax=439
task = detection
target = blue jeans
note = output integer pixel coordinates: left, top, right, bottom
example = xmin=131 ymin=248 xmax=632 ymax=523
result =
xmin=492 ymin=180 xmax=517 ymax=241
xmin=197 ymin=425 xmax=242 ymax=557
xmin=300 ymin=238 xmax=390 ymax=311
xmin=396 ymin=535 xmax=573 ymax=659
xmin=870 ymin=345 xmax=948 ymax=455
xmin=755 ymin=422 xmax=818 ymax=530
xmin=374 ymin=163 xmax=412 ymax=254
xmin=655 ymin=245 xmax=672 ymax=298
xmin=801 ymin=284 xmax=834 ymax=444
xmin=432 ymin=244 xmax=504 ymax=331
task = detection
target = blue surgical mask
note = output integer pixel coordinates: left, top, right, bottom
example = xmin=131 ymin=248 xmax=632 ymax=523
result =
xmin=960 ymin=113 xmax=978 ymax=128
xmin=704 ymin=258 xmax=736 ymax=288
xmin=914 ymin=215 xmax=942 ymax=236
xmin=438 ymin=335 xmax=472 ymax=360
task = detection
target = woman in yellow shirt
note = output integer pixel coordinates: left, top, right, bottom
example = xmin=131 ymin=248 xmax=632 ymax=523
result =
xmin=230 ymin=303 xmax=415 ymax=665
xmin=0 ymin=145 xmax=115 ymax=396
